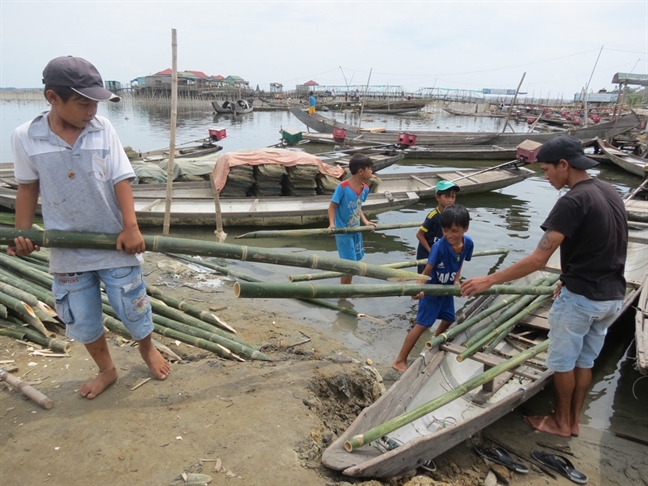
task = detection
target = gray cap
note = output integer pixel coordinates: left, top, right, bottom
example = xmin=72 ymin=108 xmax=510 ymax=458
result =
xmin=43 ymin=56 xmax=120 ymax=102
xmin=537 ymin=135 xmax=598 ymax=170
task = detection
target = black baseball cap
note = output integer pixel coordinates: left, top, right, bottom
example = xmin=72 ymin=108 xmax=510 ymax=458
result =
xmin=537 ymin=135 xmax=598 ymax=170
xmin=43 ymin=56 xmax=120 ymax=102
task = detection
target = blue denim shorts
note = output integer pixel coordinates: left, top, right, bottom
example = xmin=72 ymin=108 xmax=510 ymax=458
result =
xmin=546 ymin=287 xmax=622 ymax=372
xmin=335 ymin=233 xmax=365 ymax=261
xmin=53 ymin=266 xmax=153 ymax=344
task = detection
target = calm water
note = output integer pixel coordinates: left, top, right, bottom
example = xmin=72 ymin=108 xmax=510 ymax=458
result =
xmin=1 ymin=100 xmax=646 ymax=438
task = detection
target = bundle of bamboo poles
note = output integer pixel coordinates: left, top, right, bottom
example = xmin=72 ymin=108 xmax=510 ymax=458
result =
xmin=0 ymin=248 xmax=270 ymax=362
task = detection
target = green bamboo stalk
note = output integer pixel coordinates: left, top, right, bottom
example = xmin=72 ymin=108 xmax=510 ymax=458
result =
xmin=289 ymin=250 xmax=509 ymax=282
xmin=0 ymin=328 xmax=25 ymax=340
xmin=0 ymin=253 xmax=54 ymax=288
xmin=234 ymin=281 xmax=556 ymax=299
xmin=463 ymin=275 xmax=559 ymax=348
xmin=151 ymin=314 xmax=272 ymax=361
xmin=0 ymin=303 xmax=6 ymax=319
xmin=0 ymin=271 xmax=55 ymax=308
xmin=168 ymin=253 xmax=366 ymax=317
xmin=0 ymin=319 xmax=71 ymax=353
xmin=0 ymin=229 xmax=427 ymax=282
xmin=150 ymin=323 xmax=244 ymax=361
xmin=425 ymin=294 xmax=524 ymax=348
xmin=344 ymin=339 xmax=550 ymax=452
xmin=0 ymin=245 xmax=51 ymax=264
xmin=147 ymin=283 xmax=236 ymax=333
xmin=0 ymin=291 xmax=52 ymax=337
xmin=0 ymin=281 xmax=46 ymax=311
xmin=457 ymin=295 xmax=552 ymax=362
xmin=236 ymin=222 xmax=422 ymax=239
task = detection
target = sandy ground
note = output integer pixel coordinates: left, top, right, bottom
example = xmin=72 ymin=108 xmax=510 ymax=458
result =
xmin=1 ymin=253 xmax=646 ymax=486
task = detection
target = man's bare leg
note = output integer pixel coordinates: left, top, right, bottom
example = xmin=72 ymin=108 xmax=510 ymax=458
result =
xmin=523 ymin=370 xmax=573 ymax=437
xmin=392 ymin=324 xmax=427 ymax=372
xmin=569 ymin=367 xmax=591 ymax=437
xmin=138 ymin=334 xmax=171 ymax=380
xmin=80 ymin=333 xmax=118 ymax=399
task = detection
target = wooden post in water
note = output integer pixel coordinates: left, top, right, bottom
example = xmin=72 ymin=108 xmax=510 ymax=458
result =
xmin=163 ymin=28 xmax=178 ymax=236
xmin=500 ymin=72 xmax=526 ymax=135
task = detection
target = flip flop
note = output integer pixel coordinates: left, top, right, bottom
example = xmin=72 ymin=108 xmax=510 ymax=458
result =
xmin=531 ymin=450 xmax=588 ymax=484
xmin=473 ymin=445 xmax=529 ymax=473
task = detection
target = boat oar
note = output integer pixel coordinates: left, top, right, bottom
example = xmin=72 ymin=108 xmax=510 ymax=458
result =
xmin=234 ymin=281 xmax=556 ymax=299
xmin=0 ymin=229 xmax=427 ymax=283
xmin=236 ymin=222 xmax=422 ymax=239
xmin=0 ymin=368 xmax=54 ymax=410
xmin=449 ymin=157 xmax=530 ymax=184
xmin=344 ymin=339 xmax=549 ymax=452
xmin=624 ymin=177 xmax=648 ymax=203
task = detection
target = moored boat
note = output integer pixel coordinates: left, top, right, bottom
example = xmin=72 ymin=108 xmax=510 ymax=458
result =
xmin=598 ymin=139 xmax=648 ymax=178
xmin=636 ymin=274 xmax=648 ymax=376
xmin=212 ymin=99 xmax=254 ymax=115
xmin=290 ymin=107 xmax=641 ymax=147
xmin=321 ymin=224 xmax=648 ymax=478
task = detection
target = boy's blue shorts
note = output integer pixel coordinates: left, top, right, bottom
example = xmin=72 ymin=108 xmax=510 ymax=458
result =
xmin=416 ymin=294 xmax=455 ymax=328
xmin=335 ymin=233 xmax=364 ymax=261
xmin=53 ymin=266 xmax=153 ymax=344
xmin=546 ymin=287 xmax=622 ymax=372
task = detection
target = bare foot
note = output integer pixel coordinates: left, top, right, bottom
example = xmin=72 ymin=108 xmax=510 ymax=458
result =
xmin=140 ymin=346 xmax=171 ymax=380
xmin=392 ymin=360 xmax=408 ymax=372
xmin=523 ymin=415 xmax=571 ymax=437
xmin=79 ymin=367 xmax=118 ymax=399
xmin=571 ymin=425 xmax=580 ymax=437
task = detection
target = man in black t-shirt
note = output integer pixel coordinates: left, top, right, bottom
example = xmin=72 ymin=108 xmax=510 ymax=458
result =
xmin=461 ymin=135 xmax=628 ymax=438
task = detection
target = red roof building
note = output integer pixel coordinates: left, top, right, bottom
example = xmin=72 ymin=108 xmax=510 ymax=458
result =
xmin=303 ymin=80 xmax=319 ymax=86
xmin=185 ymin=70 xmax=209 ymax=78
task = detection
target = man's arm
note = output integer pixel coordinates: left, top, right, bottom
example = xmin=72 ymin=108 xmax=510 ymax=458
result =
xmin=461 ymin=229 xmax=564 ymax=297
xmin=8 ymin=182 xmax=40 ymax=256
xmin=113 ymin=179 xmax=145 ymax=254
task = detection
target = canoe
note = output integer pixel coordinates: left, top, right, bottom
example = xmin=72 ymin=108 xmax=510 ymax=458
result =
xmin=443 ymin=107 xmax=508 ymax=118
xmin=636 ymin=275 xmax=648 ymax=376
xmin=371 ymin=162 xmax=535 ymax=198
xmin=624 ymin=179 xmax=648 ymax=223
xmin=598 ymin=139 xmax=648 ymax=178
xmin=0 ymin=182 xmax=419 ymax=227
xmin=322 ymin=224 xmax=648 ymax=478
xmin=290 ymin=107 xmax=641 ymax=147
xmin=130 ymin=140 xmax=223 ymax=162
xmin=212 ymin=99 xmax=254 ymax=115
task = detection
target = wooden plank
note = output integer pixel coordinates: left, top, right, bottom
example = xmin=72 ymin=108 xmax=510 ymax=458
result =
xmin=140 ymin=199 xmax=161 ymax=212
xmin=409 ymin=174 xmax=434 ymax=188
xmin=440 ymin=343 xmax=543 ymax=380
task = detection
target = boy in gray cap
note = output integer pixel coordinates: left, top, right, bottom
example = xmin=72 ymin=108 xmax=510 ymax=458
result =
xmin=8 ymin=56 xmax=171 ymax=399
xmin=462 ymin=134 xmax=627 ymax=437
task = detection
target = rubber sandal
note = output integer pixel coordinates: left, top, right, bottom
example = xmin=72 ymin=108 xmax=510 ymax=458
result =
xmin=474 ymin=445 xmax=529 ymax=473
xmin=531 ymin=450 xmax=588 ymax=484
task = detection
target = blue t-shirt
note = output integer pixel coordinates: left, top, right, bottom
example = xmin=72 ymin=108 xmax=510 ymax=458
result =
xmin=426 ymin=235 xmax=474 ymax=285
xmin=309 ymin=95 xmax=316 ymax=107
xmin=331 ymin=180 xmax=369 ymax=228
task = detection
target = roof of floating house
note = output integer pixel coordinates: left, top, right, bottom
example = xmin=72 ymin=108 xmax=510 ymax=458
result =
xmin=185 ymin=70 xmax=209 ymax=78
xmin=154 ymin=68 xmax=173 ymax=76
xmin=303 ymin=80 xmax=319 ymax=86
xmin=212 ymin=75 xmax=225 ymax=81
xmin=225 ymin=75 xmax=248 ymax=83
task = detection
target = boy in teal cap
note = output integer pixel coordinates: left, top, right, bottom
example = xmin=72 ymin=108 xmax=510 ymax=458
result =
xmin=415 ymin=180 xmax=460 ymax=273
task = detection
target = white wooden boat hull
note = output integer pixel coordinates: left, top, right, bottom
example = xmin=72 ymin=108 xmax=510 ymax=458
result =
xmin=599 ymin=139 xmax=647 ymax=178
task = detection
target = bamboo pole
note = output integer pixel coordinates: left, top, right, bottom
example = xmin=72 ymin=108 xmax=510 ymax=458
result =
xmin=0 ymin=292 xmax=53 ymax=337
xmin=425 ymin=294 xmax=524 ymax=348
xmin=344 ymin=340 xmax=550 ymax=452
xmin=163 ymin=28 xmax=178 ymax=237
xmin=0 ymin=229 xmax=427 ymax=282
xmin=234 ymin=281 xmax=555 ymax=299
xmin=289 ymin=250 xmax=509 ymax=283
xmin=457 ymin=295 xmax=551 ymax=362
xmin=236 ymin=222 xmax=422 ymax=239
xmin=167 ymin=253 xmax=368 ymax=317
xmin=150 ymin=323 xmax=244 ymax=361
xmin=0 ymin=319 xmax=71 ymax=353
xmin=0 ymin=368 xmax=54 ymax=410
xmin=500 ymin=73 xmax=526 ymax=135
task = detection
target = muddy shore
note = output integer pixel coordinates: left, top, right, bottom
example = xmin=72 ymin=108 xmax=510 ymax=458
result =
xmin=1 ymin=252 xmax=645 ymax=486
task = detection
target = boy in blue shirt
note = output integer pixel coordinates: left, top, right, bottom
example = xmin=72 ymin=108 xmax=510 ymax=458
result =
xmin=308 ymin=91 xmax=316 ymax=114
xmin=8 ymin=56 xmax=170 ymax=399
xmin=415 ymin=180 xmax=460 ymax=273
xmin=328 ymin=154 xmax=376 ymax=284
xmin=393 ymin=204 xmax=473 ymax=371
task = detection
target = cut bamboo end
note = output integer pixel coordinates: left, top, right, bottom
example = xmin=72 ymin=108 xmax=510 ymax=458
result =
xmin=49 ymin=339 xmax=71 ymax=354
xmin=456 ymin=355 xmax=465 ymax=362
xmin=233 ymin=282 xmax=241 ymax=298
xmin=344 ymin=435 xmax=364 ymax=452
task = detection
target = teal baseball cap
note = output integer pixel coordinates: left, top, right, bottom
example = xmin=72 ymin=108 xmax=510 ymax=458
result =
xmin=435 ymin=180 xmax=460 ymax=194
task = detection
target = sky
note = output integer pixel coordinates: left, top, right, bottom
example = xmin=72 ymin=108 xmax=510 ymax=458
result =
xmin=1 ymin=1 xmax=646 ymax=99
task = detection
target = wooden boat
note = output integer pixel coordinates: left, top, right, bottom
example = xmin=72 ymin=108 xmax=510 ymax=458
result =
xmin=290 ymin=107 xmax=641 ymax=147
xmin=371 ymin=162 xmax=535 ymax=198
xmin=366 ymin=145 xmax=519 ymax=161
xmin=322 ymin=225 xmax=648 ymax=478
xmin=0 ymin=183 xmax=419 ymax=227
xmin=132 ymin=140 xmax=223 ymax=162
xmin=212 ymin=99 xmax=254 ymax=115
xmin=625 ymin=179 xmax=648 ymax=223
xmin=636 ymin=274 xmax=648 ymax=376
xmin=443 ymin=107 xmax=508 ymax=118
xmin=598 ymin=139 xmax=648 ymax=178
xmin=362 ymin=107 xmax=423 ymax=115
